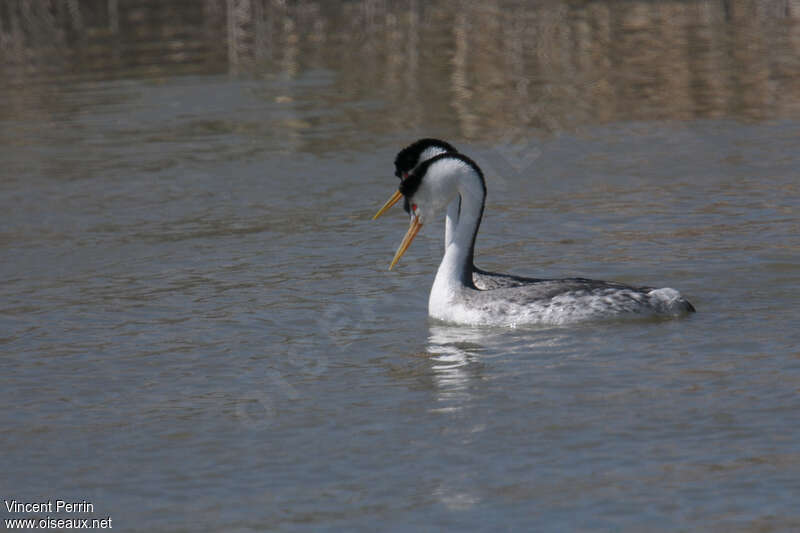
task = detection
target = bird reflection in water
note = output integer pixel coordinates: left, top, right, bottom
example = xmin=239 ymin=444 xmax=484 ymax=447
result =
xmin=425 ymin=324 xmax=487 ymax=414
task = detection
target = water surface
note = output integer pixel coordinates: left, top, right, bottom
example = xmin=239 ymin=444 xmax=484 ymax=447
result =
xmin=2 ymin=1 xmax=800 ymax=531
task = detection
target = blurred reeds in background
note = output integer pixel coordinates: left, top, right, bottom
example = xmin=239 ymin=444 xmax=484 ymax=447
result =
xmin=1 ymin=0 xmax=799 ymax=135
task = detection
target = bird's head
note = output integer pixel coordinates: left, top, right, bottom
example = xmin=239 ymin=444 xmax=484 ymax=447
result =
xmin=393 ymin=138 xmax=458 ymax=215
xmin=374 ymin=153 xmax=485 ymax=269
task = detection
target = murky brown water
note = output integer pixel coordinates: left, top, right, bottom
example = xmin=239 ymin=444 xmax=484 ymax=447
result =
xmin=2 ymin=1 xmax=800 ymax=531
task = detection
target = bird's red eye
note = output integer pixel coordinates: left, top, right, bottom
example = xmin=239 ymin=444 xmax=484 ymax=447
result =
xmin=412 ymin=204 xmax=417 ymax=212
xmin=402 ymin=172 xmax=408 ymax=180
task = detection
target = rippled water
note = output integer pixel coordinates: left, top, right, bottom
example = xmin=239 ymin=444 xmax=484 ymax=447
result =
xmin=2 ymin=1 xmax=800 ymax=531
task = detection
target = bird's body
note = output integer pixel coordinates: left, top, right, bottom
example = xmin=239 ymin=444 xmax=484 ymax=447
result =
xmin=431 ymin=276 xmax=692 ymax=326
xmin=376 ymin=148 xmax=695 ymax=326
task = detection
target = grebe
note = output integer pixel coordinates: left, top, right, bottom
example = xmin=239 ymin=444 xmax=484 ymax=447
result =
xmin=389 ymin=139 xmax=537 ymax=290
xmin=374 ymin=152 xmax=695 ymax=326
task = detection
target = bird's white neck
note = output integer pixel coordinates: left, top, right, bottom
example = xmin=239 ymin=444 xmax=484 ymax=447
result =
xmin=444 ymin=199 xmax=460 ymax=251
xmin=429 ymin=171 xmax=484 ymax=315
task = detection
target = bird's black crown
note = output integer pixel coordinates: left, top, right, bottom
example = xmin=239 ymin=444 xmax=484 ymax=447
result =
xmin=399 ymin=152 xmax=486 ymax=200
xmin=393 ymin=138 xmax=457 ymax=178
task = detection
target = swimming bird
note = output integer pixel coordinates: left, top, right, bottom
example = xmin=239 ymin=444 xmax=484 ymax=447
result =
xmin=390 ymin=138 xmax=537 ymax=289
xmin=374 ymin=152 xmax=695 ymax=326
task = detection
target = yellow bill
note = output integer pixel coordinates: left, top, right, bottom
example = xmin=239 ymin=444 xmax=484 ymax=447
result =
xmin=389 ymin=216 xmax=423 ymax=270
xmin=373 ymin=190 xmax=403 ymax=220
